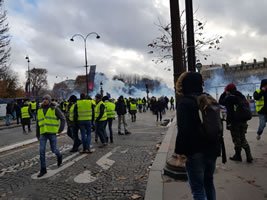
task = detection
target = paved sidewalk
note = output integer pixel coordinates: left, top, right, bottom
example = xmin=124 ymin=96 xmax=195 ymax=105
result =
xmin=0 ymin=119 xmax=22 ymax=130
xmin=145 ymin=116 xmax=267 ymax=200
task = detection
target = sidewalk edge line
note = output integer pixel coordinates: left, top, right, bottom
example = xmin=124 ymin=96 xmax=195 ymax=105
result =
xmin=144 ymin=116 xmax=176 ymax=200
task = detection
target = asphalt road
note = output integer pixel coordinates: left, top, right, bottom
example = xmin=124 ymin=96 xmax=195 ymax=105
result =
xmin=0 ymin=110 xmax=176 ymax=200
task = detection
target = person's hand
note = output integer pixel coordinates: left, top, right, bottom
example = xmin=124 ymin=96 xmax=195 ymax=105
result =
xmin=37 ymin=136 xmax=40 ymax=141
xmin=261 ymin=87 xmax=266 ymax=91
xmin=177 ymin=154 xmax=186 ymax=164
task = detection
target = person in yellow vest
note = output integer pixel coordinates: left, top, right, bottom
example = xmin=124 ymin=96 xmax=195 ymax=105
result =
xmin=94 ymin=94 xmax=108 ymax=147
xmin=31 ymin=100 xmax=37 ymax=121
xmin=137 ymin=98 xmax=143 ymax=113
xmin=66 ymin=95 xmax=82 ymax=152
xmin=129 ymin=98 xmax=137 ymax=122
xmin=253 ymin=79 xmax=267 ymax=140
xmin=103 ymin=96 xmax=115 ymax=143
xmin=36 ymin=94 xmax=66 ymax=178
xmin=21 ymin=100 xmax=32 ymax=134
xmin=74 ymin=93 xmax=95 ymax=153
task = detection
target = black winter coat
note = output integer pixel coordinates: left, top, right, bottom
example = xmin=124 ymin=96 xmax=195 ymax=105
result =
xmin=219 ymin=91 xmax=246 ymax=124
xmin=115 ymin=99 xmax=127 ymax=115
xmin=175 ymin=95 xmax=221 ymax=157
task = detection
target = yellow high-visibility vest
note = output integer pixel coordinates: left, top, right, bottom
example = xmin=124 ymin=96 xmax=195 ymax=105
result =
xmin=31 ymin=102 xmax=37 ymax=110
xmin=95 ymin=101 xmax=107 ymax=121
xmin=130 ymin=103 xmax=137 ymax=111
xmin=104 ymin=102 xmax=115 ymax=119
xmin=77 ymin=100 xmax=92 ymax=120
xmin=255 ymin=89 xmax=264 ymax=112
xmin=37 ymin=108 xmax=59 ymax=134
xmin=21 ymin=106 xmax=30 ymax=118
xmin=69 ymin=104 xmax=75 ymax=121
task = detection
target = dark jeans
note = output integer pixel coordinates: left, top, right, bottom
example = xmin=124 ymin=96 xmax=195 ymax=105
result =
xmin=104 ymin=118 xmax=113 ymax=139
xmin=96 ymin=121 xmax=107 ymax=144
xmin=78 ymin=120 xmax=92 ymax=150
xmin=16 ymin=113 xmax=21 ymax=124
xmin=67 ymin=125 xmax=81 ymax=150
xmin=39 ymin=134 xmax=61 ymax=169
xmin=156 ymin=111 xmax=162 ymax=121
xmin=186 ymin=153 xmax=217 ymax=200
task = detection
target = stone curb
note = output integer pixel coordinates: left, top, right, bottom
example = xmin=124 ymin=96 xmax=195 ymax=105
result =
xmin=144 ymin=117 xmax=176 ymax=200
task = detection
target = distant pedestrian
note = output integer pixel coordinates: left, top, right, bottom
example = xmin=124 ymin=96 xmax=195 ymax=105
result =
xmin=170 ymin=96 xmax=175 ymax=110
xmin=14 ymin=102 xmax=22 ymax=124
xmin=30 ymin=100 xmax=37 ymax=121
xmin=5 ymin=102 xmax=13 ymax=126
xmin=129 ymin=98 xmax=137 ymax=122
xmin=155 ymin=98 xmax=164 ymax=122
xmin=253 ymin=79 xmax=267 ymax=140
xmin=36 ymin=94 xmax=65 ymax=178
xmin=94 ymin=94 xmax=108 ymax=147
xmin=66 ymin=95 xmax=82 ymax=152
xmin=74 ymin=93 xmax=95 ymax=153
xmin=175 ymin=72 xmax=221 ymax=200
xmin=21 ymin=100 xmax=32 ymax=134
xmin=219 ymin=83 xmax=253 ymax=163
xmin=115 ymin=95 xmax=131 ymax=135
xmin=103 ymin=96 xmax=115 ymax=143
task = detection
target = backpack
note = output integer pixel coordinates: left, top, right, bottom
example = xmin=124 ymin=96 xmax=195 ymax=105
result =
xmin=195 ymin=93 xmax=223 ymax=143
xmin=195 ymin=93 xmax=227 ymax=163
xmin=235 ymin=97 xmax=252 ymax=121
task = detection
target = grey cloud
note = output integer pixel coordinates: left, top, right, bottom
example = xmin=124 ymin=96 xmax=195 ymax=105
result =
xmin=195 ymin=0 xmax=267 ymax=35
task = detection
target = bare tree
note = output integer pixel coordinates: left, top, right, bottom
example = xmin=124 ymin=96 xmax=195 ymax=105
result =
xmin=0 ymin=68 xmax=19 ymax=98
xmin=0 ymin=0 xmax=11 ymax=78
xmin=52 ymin=82 xmax=71 ymax=100
xmin=28 ymin=68 xmax=48 ymax=97
xmin=148 ymin=10 xmax=223 ymax=69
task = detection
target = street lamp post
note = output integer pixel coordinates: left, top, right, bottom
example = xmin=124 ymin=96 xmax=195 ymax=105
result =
xmin=25 ymin=56 xmax=30 ymax=97
xmin=145 ymin=82 xmax=149 ymax=100
xmin=70 ymin=32 xmax=100 ymax=96
xmin=100 ymin=81 xmax=103 ymax=97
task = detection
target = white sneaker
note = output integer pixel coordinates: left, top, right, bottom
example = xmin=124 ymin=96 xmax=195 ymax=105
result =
xmin=256 ymin=135 xmax=261 ymax=140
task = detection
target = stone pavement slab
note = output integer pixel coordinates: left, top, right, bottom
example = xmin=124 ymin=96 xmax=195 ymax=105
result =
xmin=145 ymin=116 xmax=267 ymax=200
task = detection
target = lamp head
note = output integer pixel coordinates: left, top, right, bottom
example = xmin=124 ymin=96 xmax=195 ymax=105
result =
xmin=25 ymin=56 xmax=29 ymax=60
xmin=70 ymin=38 xmax=74 ymax=42
xmin=96 ymin=35 xmax=100 ymax=39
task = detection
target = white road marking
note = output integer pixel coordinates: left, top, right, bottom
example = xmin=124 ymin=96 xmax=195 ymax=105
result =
xmin=31 ymin=153 xmax=87 ymax=179
xmin=96 ymin=152 xmax=115 ymax=170
xmin=74 ymin=170 xmax=97 ymax=183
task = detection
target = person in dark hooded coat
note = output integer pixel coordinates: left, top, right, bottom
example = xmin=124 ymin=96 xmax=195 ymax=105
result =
xmin=219 ymin=83 xmax=253 ymax=163
xmin=175 ymin=72 xmax=220 ymax=200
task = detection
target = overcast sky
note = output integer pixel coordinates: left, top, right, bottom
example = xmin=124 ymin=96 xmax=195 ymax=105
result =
xmin=5 ymin=0 xmax=267 ymax=90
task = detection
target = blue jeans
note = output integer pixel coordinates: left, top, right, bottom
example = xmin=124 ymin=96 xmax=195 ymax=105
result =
xmin=78 ymin=120 xmax=92 ymax=150
xmin=39 ymin=134 xmax=61 ymax=169
xmin=5 ymin=114 xmax=12 ymax=126
xmin=186 ymin=153 xmax=217 ymax=200
xmin=257 ymin=114 xmax=267 ymax=135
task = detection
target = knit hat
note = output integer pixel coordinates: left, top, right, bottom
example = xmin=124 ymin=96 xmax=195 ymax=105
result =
xmin=43 ymin=94 xmax=52 ymax=102
xmin=102 ymin=96 xmax=109 ymax=101
xmin=224 ymin=83 xmax=237 ymax=93
xmin=95 ymin=93 xmax=102 ymax=99
xmin=68 ymin=95 xmax=77 ymax=102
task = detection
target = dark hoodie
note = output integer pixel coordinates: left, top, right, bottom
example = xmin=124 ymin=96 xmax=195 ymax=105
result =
xmin=219 ymin=90 xmax=247 ymax=124
xmin=175 ymin=72 xmax=220 ymax=157
xmin=253 ymin=79 xmax=267 ymax=114
xmin=36 ymin=103 xmax=66 ymax=138
xmin=115 ymin=96 xmax=127 ymax=115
